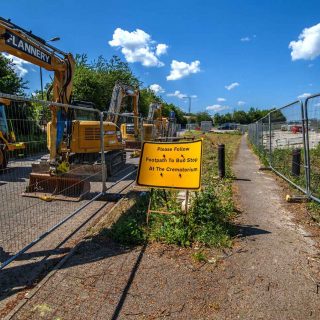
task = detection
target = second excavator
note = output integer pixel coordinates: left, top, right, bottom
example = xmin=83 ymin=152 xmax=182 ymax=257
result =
xmin=107 ymin=82 xmax=141 ymax=149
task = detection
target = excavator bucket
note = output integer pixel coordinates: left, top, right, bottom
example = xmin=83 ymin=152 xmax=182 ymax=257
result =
xmin=23 ymin=173 xmax=90 ymax=202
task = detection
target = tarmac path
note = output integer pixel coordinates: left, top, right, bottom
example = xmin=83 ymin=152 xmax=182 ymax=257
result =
xmin=216 ymin=135 xmax=320 ymax=319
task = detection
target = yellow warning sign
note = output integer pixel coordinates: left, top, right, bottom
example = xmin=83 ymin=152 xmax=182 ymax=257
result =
xmin=137 ymin=139 xmax=203 ymax=190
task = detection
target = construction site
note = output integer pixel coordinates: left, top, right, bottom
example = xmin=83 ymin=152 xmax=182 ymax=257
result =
xmin=1 ymin=2 xmax=320 ymax=319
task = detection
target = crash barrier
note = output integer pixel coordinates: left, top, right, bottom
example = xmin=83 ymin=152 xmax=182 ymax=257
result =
xmin=248 ymin=93 xmax=320 ymax=203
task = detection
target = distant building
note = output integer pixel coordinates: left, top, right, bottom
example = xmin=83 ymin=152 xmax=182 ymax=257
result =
xmin=218 ymin=122 xmax=239 ymax=130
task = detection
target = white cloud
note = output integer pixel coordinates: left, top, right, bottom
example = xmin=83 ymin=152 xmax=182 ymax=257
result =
xmin=167 ymin=91 xmax=197 ymax=100
xmin=156 ymin=44 xmax=168 ymax=56
xmin=206 ymin=104 xmax=229 ymax=112
xmin=166 ymin=59 xmax=200 ymax=81
xmin=238 ymin=101 xmax=246 ymax=106
xmin=240 ymin=37 xmax=251 ymax=42
xmin=225 ymin=82 xmax=240 ymax=90
xmin=297 ymin=93 xmax=311 ymax=99
xmin=289 ymin=23 xmax=320 ymax=61
xmin=217 ymin=97 xmax=226 ymax=102
xmin=149 ymin=84 xmax=165 ymax=94
xmin=2 ymin=53 xmax=30 ymax=77
xmin=109 ymin=28 xmax=167 ymax=67
xmin=167 ymin=90 xmax=187 ymax=99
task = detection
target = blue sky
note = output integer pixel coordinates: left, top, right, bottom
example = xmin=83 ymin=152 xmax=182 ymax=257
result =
xmin=1 ymin=0 xmax=320 ymax=114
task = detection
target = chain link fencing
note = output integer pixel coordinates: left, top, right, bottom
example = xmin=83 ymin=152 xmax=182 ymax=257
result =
xmin=248 ymin=93 xmax=320 ymax=202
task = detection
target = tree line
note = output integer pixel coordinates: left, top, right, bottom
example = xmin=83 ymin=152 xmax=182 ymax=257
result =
xmin=0 ymin=53 xmax=285 ymax=126
xmin=212 ymin=108 xmax=286 ymax=125
xmin=0 ymin=54 xmax=187 ymax=124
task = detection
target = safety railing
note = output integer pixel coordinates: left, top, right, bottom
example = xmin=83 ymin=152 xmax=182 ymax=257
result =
xmin=248 ymin=93 xmax=320 ymax=203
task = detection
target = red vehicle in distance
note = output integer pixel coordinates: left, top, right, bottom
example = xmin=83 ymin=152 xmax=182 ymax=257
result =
xmin=290 ymin=125 xmax=302 ymax=134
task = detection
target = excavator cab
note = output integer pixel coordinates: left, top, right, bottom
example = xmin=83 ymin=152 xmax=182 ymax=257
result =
xmin=119 ymin=112 xmax=141 ymax=148
xmin=71 ymin=101 xmax=99 ymax=121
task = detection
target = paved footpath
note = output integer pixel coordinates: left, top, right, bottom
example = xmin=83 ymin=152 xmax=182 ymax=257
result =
xmin=5 ymin=135 xmax=320 ymax=319
xmin=216 ymin=135 xmax=320 ymax=319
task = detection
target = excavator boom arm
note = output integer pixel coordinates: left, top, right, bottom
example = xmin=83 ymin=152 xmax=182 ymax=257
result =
xmin=0 ymin=17 xmax=75 ymax=161
xmin=108 ymin=83 xmax=139 ymax=135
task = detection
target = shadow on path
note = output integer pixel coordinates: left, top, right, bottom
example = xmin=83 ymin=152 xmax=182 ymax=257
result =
xmin=234 ymin=224 xmax=271 ymax=238
xmin=111 ymin=244 xmax=147 ymax=320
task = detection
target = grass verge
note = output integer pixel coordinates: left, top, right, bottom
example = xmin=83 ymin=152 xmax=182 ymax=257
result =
xmin=106 ymin=132 xmax=242 ymax=248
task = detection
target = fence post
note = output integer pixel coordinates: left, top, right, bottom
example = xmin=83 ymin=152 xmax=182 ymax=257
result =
xmin=261 ymin=121 xmax=264 ymax=150
xmin=218 ymin=144 xmax=225 ymax=178
xmin=100 ymin=112 xmax=107 ymax=193
xmin=302 ymin=100 xmax=311 ymax=195
xmin=268 ymin=113 xmax=272 ymax=165
xmin=292 ymin=148 xmax=301 ymax=177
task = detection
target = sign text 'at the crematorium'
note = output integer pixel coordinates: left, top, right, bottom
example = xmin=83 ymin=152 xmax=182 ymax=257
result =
xmin=5 ymin=30 xmax=52 ymax=65
xmin=137 ymin=140 xmax=203 ymax=190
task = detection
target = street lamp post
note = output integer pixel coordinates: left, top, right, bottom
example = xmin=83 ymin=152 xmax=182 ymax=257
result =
xmin=183 ymin=96 xmax=192 ymax=131
xmin=39 ymin=66 xmax=44 ymax=100
xmin=39 ymin=37 xmax=60 ymax=126
xmin=39 ymin=37 xmax=61 ymax=100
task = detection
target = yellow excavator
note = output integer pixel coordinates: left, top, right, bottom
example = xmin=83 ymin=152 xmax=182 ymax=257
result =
xmin=143 ymin=102 xmax=172 ymax=140
xmin=107 ymin=84 xmax=171 ymax=145
xmin=0 ymin=97 xmax=25 ymax=169
xmin=0 ymin=17 xmax=126 ymax=200
xmin=108 ymin=82 xmax=141 ymax=149
xmin=143 ymin=102 xmax=163 ymax=141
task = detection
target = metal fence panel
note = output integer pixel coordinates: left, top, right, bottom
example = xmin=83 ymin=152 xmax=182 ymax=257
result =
xmin=0 ymin=94 xmax=105 ymax=269
xmin=305 ymin=94 xmax=320 ymax=200
xmin=269 ymin=101 xmax=307 ymax=193
xmin=248 ymin=99 xmax=312 ymax=197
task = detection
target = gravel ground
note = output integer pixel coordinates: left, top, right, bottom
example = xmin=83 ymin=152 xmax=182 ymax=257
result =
xmin=0 ymin=154 xmax=137 ymax=257
xmin=6 ymin=136 xmax=320 ymax=319
xmin=0 ymin=154 xmax=138 ymax=318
